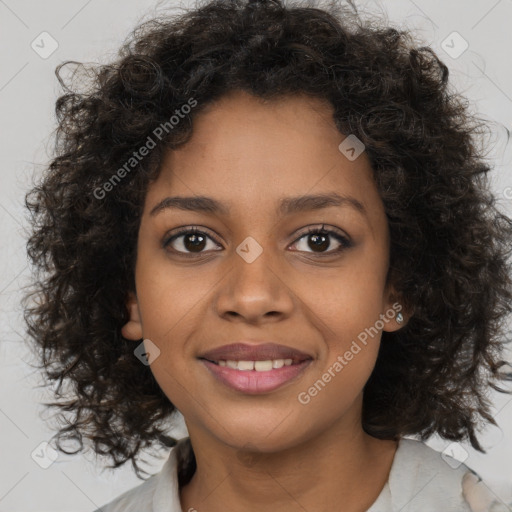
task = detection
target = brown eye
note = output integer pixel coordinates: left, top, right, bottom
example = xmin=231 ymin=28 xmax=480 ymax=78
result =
xmin=306 ymin=232 xmax=330 ymax=252
xmin=290 ymin=226 xmax=352 ymax=255
xmin=163 ymin=227 xmax=221 ymax=255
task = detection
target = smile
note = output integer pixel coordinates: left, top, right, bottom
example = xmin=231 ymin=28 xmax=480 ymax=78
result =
xmin=212 ymin=359 xmax=294 ymax=370
xmin=200 ymin=358 xmax=312 ymax=394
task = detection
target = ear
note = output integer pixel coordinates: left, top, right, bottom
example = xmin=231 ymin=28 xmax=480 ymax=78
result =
xmin=381 ymin=284 xmax=411 ymax=333
xmin=121 ymin=291 xmax=143 ymax=340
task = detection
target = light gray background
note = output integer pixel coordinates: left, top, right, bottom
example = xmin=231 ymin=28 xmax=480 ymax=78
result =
xmin=1 ymin=0 xmax=512 ymax=511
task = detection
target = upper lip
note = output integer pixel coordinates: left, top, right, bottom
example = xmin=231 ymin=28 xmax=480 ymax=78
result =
xmin=199 ymin=343 xmax=313 ymax=362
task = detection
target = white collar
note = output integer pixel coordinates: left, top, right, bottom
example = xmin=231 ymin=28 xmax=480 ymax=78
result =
xmin=151 ymin=437 xmax=483 ymax=512
xmin=152 ymin=437 xmax=188 ymax=512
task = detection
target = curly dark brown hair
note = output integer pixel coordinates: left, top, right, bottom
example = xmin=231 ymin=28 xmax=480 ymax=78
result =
xmin=24 ymin=0 xmax=512 ymax=480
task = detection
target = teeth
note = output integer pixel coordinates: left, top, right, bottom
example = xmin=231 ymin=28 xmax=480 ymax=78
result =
xmin=216 ymin=359 xmax=296 ymax=371
xmin=238 ymin=360 xmax=255 ymax=371
xmin=254 ymin=360 xmax=273 ymax=371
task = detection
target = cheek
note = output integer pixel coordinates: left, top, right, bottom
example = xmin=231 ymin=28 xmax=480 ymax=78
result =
xmin=303 ymin=248 xmax=388 ymax=344
xmin=134 ymin=248 xmax=212 ymax=342
xmin=295 ymin=269 xmax=385 ymax=417
xmin=296 ymin=248 xmax=387 ymax=396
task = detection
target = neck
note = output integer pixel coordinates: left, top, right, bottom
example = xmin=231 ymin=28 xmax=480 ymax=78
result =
xmin=179 ymin=406 xmax=398 ymax=512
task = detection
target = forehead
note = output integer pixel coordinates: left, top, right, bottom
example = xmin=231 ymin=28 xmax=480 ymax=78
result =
xmin=145 ymin=90 xmax=385 ymax=227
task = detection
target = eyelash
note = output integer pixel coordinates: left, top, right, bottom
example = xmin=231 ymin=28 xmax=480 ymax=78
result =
xmin=162 ymin=225 xmax=352 ymax=258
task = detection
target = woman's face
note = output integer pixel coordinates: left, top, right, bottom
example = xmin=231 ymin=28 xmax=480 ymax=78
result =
xmin=123 ymin=90 xmax=402 ymax=452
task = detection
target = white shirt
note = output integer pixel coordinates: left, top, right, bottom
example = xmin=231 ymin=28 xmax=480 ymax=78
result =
xmin=93 ymin=437 xmax=508 ymax=512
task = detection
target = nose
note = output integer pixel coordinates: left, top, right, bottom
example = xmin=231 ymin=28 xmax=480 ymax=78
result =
xmin=213 ymin=243 xmax=295 ymax=325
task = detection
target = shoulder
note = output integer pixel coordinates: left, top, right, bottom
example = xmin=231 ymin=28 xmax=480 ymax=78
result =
xmin=386 ymin=438 xmax=504 ymax=512
xmin=92 ymin=439 xmax=185 ymax=512
xmin=91 ymin=475 xmax=160 ymax=512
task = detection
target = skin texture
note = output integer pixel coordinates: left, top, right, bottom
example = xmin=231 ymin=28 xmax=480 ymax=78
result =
xmin=122 ymin=90 xmax=406 ymax=512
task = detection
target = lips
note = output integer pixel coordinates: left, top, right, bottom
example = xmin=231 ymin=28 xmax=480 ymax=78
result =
xmin=198 ymin=342 xmax=314 ymax=394
xmin=198 ymin=342 xmax=313 ymax=364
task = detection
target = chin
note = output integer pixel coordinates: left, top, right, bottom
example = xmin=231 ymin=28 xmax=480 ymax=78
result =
xmin=210 ymin=419 xmax=312 ymax=455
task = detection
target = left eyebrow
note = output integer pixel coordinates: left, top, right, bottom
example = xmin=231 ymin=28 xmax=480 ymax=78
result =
xmin=149 ymin=193 xmax=368 ymax=220
xmin=278 ymin=193 xmax=367 ymax=219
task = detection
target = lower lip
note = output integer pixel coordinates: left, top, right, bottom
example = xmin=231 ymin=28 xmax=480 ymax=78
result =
xmin=200 ymin=359 xmax=312 ymax=394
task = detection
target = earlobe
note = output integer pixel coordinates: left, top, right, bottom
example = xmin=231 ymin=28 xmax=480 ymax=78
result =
xmin=121 ymin=292 xmax=143 ymax=340
xmin=382 ymin=284 xmax=411 ymax=332
xmin=382 ymin=300 xmax=408 ymax=332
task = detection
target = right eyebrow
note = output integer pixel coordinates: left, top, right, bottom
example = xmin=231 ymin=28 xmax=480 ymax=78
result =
xmin=149 ymin=196 xmax=229 ymax=217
